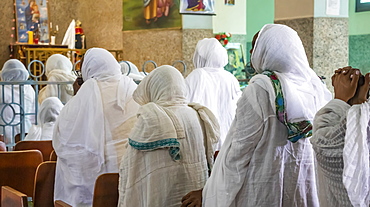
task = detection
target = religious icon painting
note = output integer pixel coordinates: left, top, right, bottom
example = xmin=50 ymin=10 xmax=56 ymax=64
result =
xmin=225 ymin=0 xmax=235 ymax=5
xmin=123 ymin=0 xmax=182 ymax=31
xmin=224 ymin=43 xmax=248 ymax=89
xmin=14 ymin=0 xmax=50 ymax=44
xmin=179 ymin=0 xmax=215 ymax=14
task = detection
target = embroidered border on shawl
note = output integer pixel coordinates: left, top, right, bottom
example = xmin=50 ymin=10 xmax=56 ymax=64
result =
xmin=262 ymin=70 xmax=313 ymax=143
xmin=129 ymin=138 xmax=181 ymax=161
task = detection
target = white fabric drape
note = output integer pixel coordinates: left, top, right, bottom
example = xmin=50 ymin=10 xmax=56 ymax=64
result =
xmin=311 ymin=99 xmax=353 ymax=206
xmin=203 ymin=24 xmax=331 ymax=207
xmin=251 ymin=24 xmax=332 ymax=123
xmin=25 ymin=97 xmax=63 ymax=141
xmin=0 ymin=59 xmax=35 ymax=143
xmin=343 ymin=101 xmax=370 ymax=207
xmin=119 ymin=65 xmax=219 ymax=207
xmin=38 ymin=54 xmax=76 ymax=104
xmin=120 ymin=61 xmax=145 ymax=81
xmin=185 ymin=38 xmax=241 ymax=150
xmin=53 ymin=48 xmax=139 ymax=207
xmin=62 ymin=20 xmax=76 ymax=49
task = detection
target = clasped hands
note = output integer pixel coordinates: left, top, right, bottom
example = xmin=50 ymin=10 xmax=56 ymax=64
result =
xmin=332 ymin=66 xmax=370 ymax=105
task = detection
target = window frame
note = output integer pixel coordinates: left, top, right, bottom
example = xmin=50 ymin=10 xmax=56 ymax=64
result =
xmin=356 ymin=0 xmax=370 ymax=12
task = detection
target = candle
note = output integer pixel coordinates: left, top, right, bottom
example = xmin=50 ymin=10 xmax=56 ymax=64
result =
xmin=56 ymin=25 xmax=59 ymax=31
xmin=50 ymin=22 xmax=52 ymax=29
xmin=27 ymin=31 xmax=33 ymax=44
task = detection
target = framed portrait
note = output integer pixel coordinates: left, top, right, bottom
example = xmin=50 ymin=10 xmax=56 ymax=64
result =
xmin=14 ymin=0 xmax=50 ymax=44
xmin=225 ymin=0 xmax=235 ymax=5
xmin=224 ymin=43 xmax=246 ymax=80
xmin=123 ymin=0 xmax=182 ymax=31
xmin=179 ymin=0 xmax=215 ymax=15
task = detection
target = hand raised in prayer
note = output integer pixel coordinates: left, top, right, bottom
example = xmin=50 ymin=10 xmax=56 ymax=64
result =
xmin=348 ymin=73 xmax=370 ymax=105
xmin=332 ymin=66 xmax=360 ymax=103
xmin=181 ymin=189 xmax=203 ymax=207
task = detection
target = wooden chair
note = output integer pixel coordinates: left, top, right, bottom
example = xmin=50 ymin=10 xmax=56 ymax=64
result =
xmin=0 ymin=150 xmax=43 ymax=207
xmin=14 ymin=140 xmax=53 ymax=161
xmin=14 ymin=133 xmax=28 ymax=144
xmin=1 ymin=186 xmax=27 ymax=207
xmin=54 ymin=200 xmax=72 ymax=207
xmin=33 ymin=161 xmax=56 ymax=207
xmin=92 ymin=173 xmax=119 ymax=207
xmin=1 ymin=161 xmax=56 ymax=207
xmin=49 ymin=150 xmax=57 ymax=161
xmin=54 ymin=173 xmax=119 ymax=207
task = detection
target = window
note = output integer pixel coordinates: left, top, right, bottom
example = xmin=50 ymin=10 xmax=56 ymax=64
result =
xmin=356 ymin=0 xmax=370 ymax=12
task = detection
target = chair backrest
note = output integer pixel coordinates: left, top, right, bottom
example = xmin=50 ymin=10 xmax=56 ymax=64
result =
xmin=33 ymin=161 xmax=56 ymax=207
xmin=54 ymin=200 xmax=72 ymax=207
xmin=92 ymin=173 xmax=119 ymax=207
xmin=0 ymin=150 xmax=43 ymax=207
xmin=14 ymin=133 xmax=28 ymax=144
xmin=1 ymin=186 xmax=27 ymax=207
xmin=49 ymin=150 xmax=57 ymax=161
xmin=14 ymin=140 xmax=53 ymax=162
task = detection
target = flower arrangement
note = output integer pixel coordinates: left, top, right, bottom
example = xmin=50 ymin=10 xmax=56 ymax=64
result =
xmin=215 ymin=32 xmax=232 ymax=46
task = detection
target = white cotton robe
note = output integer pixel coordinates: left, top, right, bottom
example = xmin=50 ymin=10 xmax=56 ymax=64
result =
xmin=38 ymin=54 xmax=76 ymax=104
xmin=0 ymin=59 xmax=36 ymax=143
xmin=53 ymin=48 xmax=140 ymax=207
xmin=25 ymin=97 xmax=63 ymax=141
xmin=202 ymin=24 xmax=332 ymax=207
xmin=311 ymin=99 xmax=370 ymax=207
xmin=185 ymin=38 xmax=241 ymax=150
xmin=118 ymin=65 xmax=219 ymax=207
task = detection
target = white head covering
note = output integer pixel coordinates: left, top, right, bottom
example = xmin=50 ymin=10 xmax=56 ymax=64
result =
xmin=133 ymin=65 xmax=187 ymax=107
xmin=193 ymin=38 xmax=228 ymax=69
xmin=45 ymin=54 xmax=73 ymax=77
xmin=38 ymin=54 xmax=76 ymax=104
xmin=120 ymin=61 xmax=145 ymax=81
xmin=25 ymin=97 xmax=64 ymax=141
xmin=1 ymin=59 xmax=29 ymax=81
xmin=82 ymin=48 xmax=121 ymax=81
xmin=251 ymin=24 xmax=332 ymax=122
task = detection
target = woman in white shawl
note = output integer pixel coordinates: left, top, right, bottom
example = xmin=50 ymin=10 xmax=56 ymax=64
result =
xmin=25 ymin=97 xmax=63 ymax=141
xmin=182 ymin=24 xmax=332 ymax=207
xmin=311 ymin=67 xmax=370 ymax=207
xmin=0 ymin=59 xmax=35 ymax=144
xmin=118 ymin=65 xmax=219 ymax=207
xmin=53 ymin=48 xmax=140 ymax=207
xmin=185 ymin=38 xmax=241 ymax=150
xmin=38 ymin=54 xmax=76 ymax=104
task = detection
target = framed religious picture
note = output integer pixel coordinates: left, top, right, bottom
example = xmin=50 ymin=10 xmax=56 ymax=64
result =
xmin=225 ymin=0 xmax=235 ymax=5
xmin=123 ymin=0 xmax=182 ymax=31
xmin=179 ymin=0 xmax=215 ymax=15
xmin=224 ymin=43 xmax=249 ymax=89
xmin=14 ymin=0 xmax=50 ymax=44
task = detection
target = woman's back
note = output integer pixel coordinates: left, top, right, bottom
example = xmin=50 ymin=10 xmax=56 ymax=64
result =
xmin=119 ymin=104 xmax=208 ymax=207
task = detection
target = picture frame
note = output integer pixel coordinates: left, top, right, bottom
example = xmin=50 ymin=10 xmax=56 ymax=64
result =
xmin=224 ymin=43 xmax=247 ymax=81
xmin=225 ymin=0 xmax=235 ymax=5
xmin=123 ymin=0 xmax=182 ymax=31
xmin=179 ymin=0 xmax=215 ymax=15
xmin=14 ymin=0 xmax=50 ymax=44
